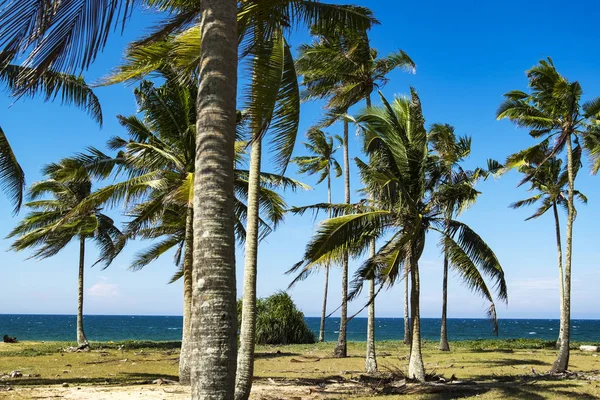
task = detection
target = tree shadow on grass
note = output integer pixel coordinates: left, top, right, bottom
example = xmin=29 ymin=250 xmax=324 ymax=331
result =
xmin=4 ymin=372 xmax=180 ymax=387
xmin=254 ymin=352 xmax=300 ymax=359
xmin=461 ymin=357 xmax=548 ymax=367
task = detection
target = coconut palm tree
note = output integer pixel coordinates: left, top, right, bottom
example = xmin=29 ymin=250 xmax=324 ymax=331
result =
xmin=296 ymin=24 xmax=414 ymax=358
xmin=93 ymin=4 xmax=375 ymax=396
xmin=497 ymin=57 xmax=600 ymax=373
xmin=7 ymin=157 xmax=123 ymax=348
xmin=508 ymin=146 xmax=586 ymax=349
xmin=291 ymin=128 xmax=342 ymax=343
xmin=0 ymin=2 xmax=374 ymax=397
xmin=72 ymin=77 xmax=306 ymax=383
xmin=428 ymin=123 xmax=488 ymax=351
xmin=292 ymin=90 xmax=506 ymax=382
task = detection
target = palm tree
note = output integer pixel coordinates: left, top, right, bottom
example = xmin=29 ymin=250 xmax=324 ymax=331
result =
xmin=296 ymin=23 xmax=414 ymax=358
xmin=497 ymin=57 xmax=600 ymax=373
xmin=428 ymin=123 xmax=488 ymax=352
xmin=291 ymin=128 xmax=342 ymax=342
xmin=292 ymin=90 xmax=506 ymax=382
xmin=8 ymin=157 xmax=123 ymax=348
xmin=0 ymin=2 xmax=375 ymax=397
xmin=73 ymin=78 xmax=305 ymax=383
xmin=508 ymin=147 xmax=586 ymax=349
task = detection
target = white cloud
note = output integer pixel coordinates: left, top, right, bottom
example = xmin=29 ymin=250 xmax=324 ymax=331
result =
xmin=88 ymin=276 xmax=119 ymax=298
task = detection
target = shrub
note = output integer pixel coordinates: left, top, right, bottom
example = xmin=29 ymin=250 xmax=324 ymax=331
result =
xmin=238 ymin=292 xmax=315 ymax=345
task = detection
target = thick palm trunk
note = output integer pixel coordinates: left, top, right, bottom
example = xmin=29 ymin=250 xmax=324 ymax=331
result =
xmin=407 ymin=245 xmax=425 ymax=382
xmin=334 ymin=117 xmax=350 ymax=358
xmin=403 ymin=260 xmax=411 ymax=345
xmin=552 ymin=202 xmax=565 ymax=350
xmin=191 ymin=1 xmax=238 ymax=398
xmin=179 ymin=207 xmax=194 ymax=384
xmin=235 ymin=138 xmax=262 ymax=400
xmin=552 ymin=135 xmax=574 ymax=373
xmin=439 ymin=252 xmax=450 ymax=351
xmin=365 ymin=239 xmax=378 ymax=373
xmin=319 ymin=173 xmax=333 ymax=343
xmin=76 ymin=236 xmax=88 ymax=348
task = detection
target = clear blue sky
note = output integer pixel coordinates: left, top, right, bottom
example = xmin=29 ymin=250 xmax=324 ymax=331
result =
xmin=1 ymin=0 xmax=599 ymax=320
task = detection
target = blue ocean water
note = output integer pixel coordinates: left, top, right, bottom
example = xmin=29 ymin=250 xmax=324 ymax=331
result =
xmin=1 ymin=314 xmax=599 ymax=342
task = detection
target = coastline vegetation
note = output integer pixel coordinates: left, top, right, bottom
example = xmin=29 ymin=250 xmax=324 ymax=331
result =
xmin=0 ymin=0 xmax=599 ymax=398
xmin=2 ymin=340 xmax=600 ymax=399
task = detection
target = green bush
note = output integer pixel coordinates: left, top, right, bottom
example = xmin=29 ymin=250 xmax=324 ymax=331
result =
xmin=238 ymin=292 xmax=315 ymax=345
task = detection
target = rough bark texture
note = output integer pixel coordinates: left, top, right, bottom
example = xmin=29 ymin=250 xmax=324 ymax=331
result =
xmin=179 ymin=207 xmax=194 ymax=385
xmin=365 ymin=239 xmax=378 ymax=373
xmin=334 ymin=117 xmax=350 ymax=358
xmin=235 ymin=138 xmax=262 ymax=400
xmin=552 ymin=135 xmax=574 ymax=373
xmin=76 ymin=236 xmax=88 ymax=348
xmin=191 ymin=1 xmax=238 ymax=398
xmin=407 ymin=245 xmax=425 ymax=382
xmin=403 ymin=260 xmax=411 ymax=345
xmin=552 ymin=202 xmax=565 ymax=350
xmin=319 ymin=172 xmax=333 ymax=343
xmin=439 ymin=253 xmax=450 ymax=351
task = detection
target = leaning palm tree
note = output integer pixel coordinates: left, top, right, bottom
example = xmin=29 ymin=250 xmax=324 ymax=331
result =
xmin=497 ymin=57 xmax=600 ymax=372
xmin=291 ymin=90 xmax=506 ymax=382
xmin=8 ymin=157 xmax=123 ymax=348
xmin=296 ymin=24 xmax=414 ymax=358
xmin=292 ymin=128 xmax=342 ymax=343
xmin=508 ymin=146 xmax=586 ymax=349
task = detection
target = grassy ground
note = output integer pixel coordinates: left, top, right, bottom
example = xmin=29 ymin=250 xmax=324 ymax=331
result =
xmin=1 ymin=339 xmax=599 ymax=399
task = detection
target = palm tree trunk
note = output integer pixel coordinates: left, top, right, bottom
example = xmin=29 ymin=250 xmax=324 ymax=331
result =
xmin=407 ymin=244 xmax=425 ymax=382
xmin=439 ymin=250 xmax=450 ymax=351
xmin=191 ymin=1 xmax=238 ymax=398
xmin=552 ymin=134 xmax=574 ymax=373
xmin=403 ymin=260 xmax=411 ymax=345
xmin=319 ymin=172 xmax=332 ymax=343
xmin=235 ymin=138 xmax=262 ymax=400
xmin=365 ymin=239 xmax=378 ymax=373
xmin=334 ymin=116 xmax=350 ymax=358
xmin=179 ymin=206 xmax=194 ymax=384
xmin=552 ymin=202 xmax=565 ymax=350
xmin=76 ymin=236 xmax=88 ymax=348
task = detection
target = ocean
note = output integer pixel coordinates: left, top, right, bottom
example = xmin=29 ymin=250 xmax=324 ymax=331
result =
xmin=1 ymin=315 xmax=599 ymax=343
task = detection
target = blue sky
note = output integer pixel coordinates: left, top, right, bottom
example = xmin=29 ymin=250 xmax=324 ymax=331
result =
xmin=1 ymin=0 xmax=600 ymax=320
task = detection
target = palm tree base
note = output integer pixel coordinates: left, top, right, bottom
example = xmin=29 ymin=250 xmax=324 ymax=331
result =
xmin=333 ymin=342 xmax=347 ymax=358
xmin=439 ymin=339 xmax=450 ymax=352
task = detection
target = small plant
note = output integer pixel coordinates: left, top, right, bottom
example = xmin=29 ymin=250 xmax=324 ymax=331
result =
xmin=238 ymin=292 xmax=315 ymax=345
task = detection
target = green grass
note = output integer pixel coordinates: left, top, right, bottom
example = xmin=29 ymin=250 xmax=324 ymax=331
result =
xmin=1 ymin=339 xmax=599 ymax=399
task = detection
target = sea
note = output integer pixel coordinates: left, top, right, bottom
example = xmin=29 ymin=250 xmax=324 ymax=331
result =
xmin=1 ymin=315 xmax=599 ymax=343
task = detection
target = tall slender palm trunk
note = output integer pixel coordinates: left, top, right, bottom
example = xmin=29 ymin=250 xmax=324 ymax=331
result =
xmin=439 ymin=252 xmax=450 ymax=351
xmin=407 ymin=245 xmax=425 ymax=382
xmin=334 ymin=117 xmax=350 ymax=358
xmin=403 ymin=261 xmax=411 ymax=345
xmin=76 ymin=236 xmax=88 ymax=348
xmin=191 ymin=1 xmax=238 ymax=398
xmin=319 ymin=173 xmax=333 ymax=343
xmin=365 ymin=239 xmax=378 ymax=373
xmin=179 ymin=207 xmax=194 ymax=384
xmin=552 ymin=135 xmax=574 ymax=373
xmin=235 ymin=138 xmax=262 ymax=400
xmin=552 ymin=202 xmax=565 ymax=349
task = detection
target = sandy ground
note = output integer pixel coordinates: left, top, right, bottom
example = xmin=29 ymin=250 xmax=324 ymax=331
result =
xmin=1 ymin=381 xmax=368 ymax=400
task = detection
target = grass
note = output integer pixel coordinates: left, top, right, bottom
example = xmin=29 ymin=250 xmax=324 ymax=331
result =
xmin=1 ymin=339 xmax=600 ymax=399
